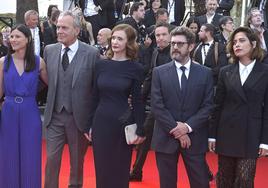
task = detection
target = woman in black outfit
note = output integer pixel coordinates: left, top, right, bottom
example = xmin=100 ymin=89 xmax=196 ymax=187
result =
xmin=209 ymin=27 xmax=268 ymax=188
xmin=89 ymin=24 xmax=146 ymax=188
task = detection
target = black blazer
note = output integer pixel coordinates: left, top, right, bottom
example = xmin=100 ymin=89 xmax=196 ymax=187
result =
xmin=196 ymin=13 xmax=223 ymax=32
xmin=79 ymin=0 xmax=111 ymax=26
xmin=161 ymin=0 xmax=185 ymax=26
xmin=151 ymin=61 xmax=214 ymax=154
xmin=210 ymin=62 xmax=268 ymax=158
xmin=192 ymin=41 xmax=228 ymax=85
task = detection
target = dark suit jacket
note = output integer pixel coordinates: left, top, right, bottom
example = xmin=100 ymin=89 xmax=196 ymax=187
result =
xmin=161 ymin=0 xmax=185 ymax=26
xmin=196 ymin=13 xmax=223 ymax=32
xmin=209 ymin=62 xmax=268 ymax=158
xmin=79 ymin=0 xmax=112 ymax=26
xmin=43 ymin=41 xmax=99 ymax=133
xmin=192 ymin=41 xmax=228 ymax=85
xmin=151 ymin=61 xmax=214 ymax=154
xmin=216 ymin=0 xmax=234 ymax=15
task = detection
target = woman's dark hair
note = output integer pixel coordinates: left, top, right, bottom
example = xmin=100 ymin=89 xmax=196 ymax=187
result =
xmin=106 ymin=24 xmax=139 ymax=60
xmin=6 ymin=24 xmax=35 ymax=72
xmin=219 ymin=16 xmax=233 ymax=31
xmin=149 ymin=0 xmax=161 ymax=9
xmin=227 ymin=26 xmax=264 ymax=63
xmin=47 ymin=4 xmax=58 ymax=18
xmin=186 ymin=16 xmax=201 ymax=33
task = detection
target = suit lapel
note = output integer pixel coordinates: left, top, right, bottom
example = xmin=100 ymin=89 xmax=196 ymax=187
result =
xmin=151 ymin=49 xmax=159 ymax=68
xmin=53 ymin=44 xmax=62 ymax=87
xmin=243 ymin=61 xmax=263 ymax=89
xmin=72 ymin=41 xmax=86 ymax=88
xmin=204 ymin=43 xmax=214 ymax=66
xmin=228 ymin=64 xmax=247 ymax=102
xmin=169 ymin=61 xmax=182 ymax=98
xmin=182 ymin=62 xmax=198 ymax=107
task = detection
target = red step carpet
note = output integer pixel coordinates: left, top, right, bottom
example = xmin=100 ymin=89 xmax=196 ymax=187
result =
xmin=41 ymin=141 xmax=268 ymax=188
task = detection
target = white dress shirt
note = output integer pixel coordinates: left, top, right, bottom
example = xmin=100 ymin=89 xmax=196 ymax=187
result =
xmin=201 ymin=40 xmax=214 ymax=64
xmin=31 ymin=27 xmax=40 ymax=56
xmin=174 ymin=59 xmax=193 ymax=133
xmin=61 ymin=39 xmax=79 ymax=64
xmin=239 ymin=60 xmax=255 ymax=85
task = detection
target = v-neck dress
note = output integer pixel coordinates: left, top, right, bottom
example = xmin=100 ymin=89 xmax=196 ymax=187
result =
xmin=0 ymin=56 xmax=42 ymax=188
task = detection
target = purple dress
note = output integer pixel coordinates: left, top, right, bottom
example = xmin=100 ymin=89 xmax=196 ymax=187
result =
xmin=0 ymin=56 xmax=42 ymax=188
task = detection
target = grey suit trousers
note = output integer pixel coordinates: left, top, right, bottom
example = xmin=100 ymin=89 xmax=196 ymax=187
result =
xmin=44 ymin=110 xmax=88 ymax=188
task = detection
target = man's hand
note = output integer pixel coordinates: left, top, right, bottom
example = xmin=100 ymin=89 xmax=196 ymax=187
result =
xmin=84 ymin=128 xmax=92 ymax=142
xmin=178 ymin=134 xmax=191 ymax=149
xmin=169 ymin=122 xmax=189 ymax=139
xmin=208 ymin=141 xmax=216 ymax=152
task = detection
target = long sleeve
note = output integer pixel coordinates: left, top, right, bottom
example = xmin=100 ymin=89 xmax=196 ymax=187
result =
xmin=131 ymin=67 xmax=145 ymax=137
xmin=88 ymin=62 xmax=100 ymax=132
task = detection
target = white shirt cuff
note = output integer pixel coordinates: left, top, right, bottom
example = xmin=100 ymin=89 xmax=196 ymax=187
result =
xmin=208 ymin=138 xmax=216 ymax=142
xmin=259 ymin=144 xmax=268 ymax=150
xmin=184 ymin=123 xmax=192 ymax=133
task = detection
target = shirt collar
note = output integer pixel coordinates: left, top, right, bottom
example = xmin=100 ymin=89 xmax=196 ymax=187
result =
xmin=61 ymin=39 xmax=79 ymax=52
xmin=239 ymin=59 xmax=256 ymax=72
xmin=174 ymin=58 xmax=191 ymax=70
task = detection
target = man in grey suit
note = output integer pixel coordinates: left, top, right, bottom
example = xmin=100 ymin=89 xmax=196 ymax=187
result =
xmin=151 ymin=26 xmax=214 ymax=188
xmin=43 ymin=11 xmax=99 ymax=188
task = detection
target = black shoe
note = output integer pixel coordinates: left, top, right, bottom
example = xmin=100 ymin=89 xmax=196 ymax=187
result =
xmin=208 ymin=171 xmax=214 ymax=182
xmin=129 ymin=172 xmax=142 ymax=182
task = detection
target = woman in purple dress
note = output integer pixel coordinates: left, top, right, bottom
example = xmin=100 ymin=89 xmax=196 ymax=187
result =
xmin=0 ymin=24 xmax=48 ymax=188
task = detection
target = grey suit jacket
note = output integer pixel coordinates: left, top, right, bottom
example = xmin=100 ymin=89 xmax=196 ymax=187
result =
xmin=151 ymin=61 xmax=214 ymax=154
xmin=43 ymin=41 xmax=99 ymax=133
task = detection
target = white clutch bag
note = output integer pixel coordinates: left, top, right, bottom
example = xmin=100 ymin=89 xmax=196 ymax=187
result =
xmin=124 ymin=123 xmax=138 ymax=145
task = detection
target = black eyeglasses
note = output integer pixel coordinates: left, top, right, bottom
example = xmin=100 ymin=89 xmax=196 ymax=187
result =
xmin=170 ymin=41 xmax=188 ymax=47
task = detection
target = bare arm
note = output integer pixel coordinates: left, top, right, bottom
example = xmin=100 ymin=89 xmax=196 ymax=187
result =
xmin=39 ymin=58 xmax=48 ymax=85
xmin=0 ymin=57 xmax=5 ymax=99
xmin=86 ymin=22 xmax=95 ymax=45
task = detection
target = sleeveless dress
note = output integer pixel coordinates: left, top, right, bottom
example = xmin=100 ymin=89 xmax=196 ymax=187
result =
xmin=0 ymin=56 xmax=42 ymax=188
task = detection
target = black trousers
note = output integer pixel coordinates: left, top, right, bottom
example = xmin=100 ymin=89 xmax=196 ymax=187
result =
xmin=156 ymin=150 xmax=209 ymax=188
xmin=217 ymin=154 xmax=257 ymax=188
xmin=131 ymin=112 xmax=154 ymax=175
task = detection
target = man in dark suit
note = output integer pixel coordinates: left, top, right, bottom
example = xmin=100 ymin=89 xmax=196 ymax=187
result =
xmin=161 ymin=0 xmax=185 ymax=26
xmin=151 ymin=26 xmax=214 ymax=188
xmin=43 ymin=11 xmax=99 ymax=188
xmin=117 ymin=2 xmax=147 ymax=45
xmin=193 ymin=23 xmax=228 ymax=86
xmin=78 ymin=0 xmax=116 ymax=41
xmin=196 ymin=0 xmax=223 ymax=33
xmin=130 ymin=22 xmax=172 ymax=181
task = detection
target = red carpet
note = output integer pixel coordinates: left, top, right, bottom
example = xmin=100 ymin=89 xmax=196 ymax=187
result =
xmin=41 ymin=141 xmax=268 ymax=188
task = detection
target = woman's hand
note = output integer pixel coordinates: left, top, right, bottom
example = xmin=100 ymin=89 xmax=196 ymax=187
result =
xmin=132 ymin=136 xmax=146 ymax=145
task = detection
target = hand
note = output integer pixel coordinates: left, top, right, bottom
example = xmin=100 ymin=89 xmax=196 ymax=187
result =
xmin=84 ymin=128 xmax=92 ymax=142
xmin=169 ymin=122 xmax=189 ymax=139
xmin=178 ymin=134 xmax=191 ymax=149
xmin=208 ymin=141 xmax=216 ymax=152
xmin=258 ymin=148 xmax=268 ymax=157
xmin=128 ymin=95 xmax=133 ymax=109
xmin=94 ymin=6 xmax=102 ymax=12
xmin=143 ymin=36 xmax=152 ymax=48
xmin=132 ymin=136 xmax=146 ymax=145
